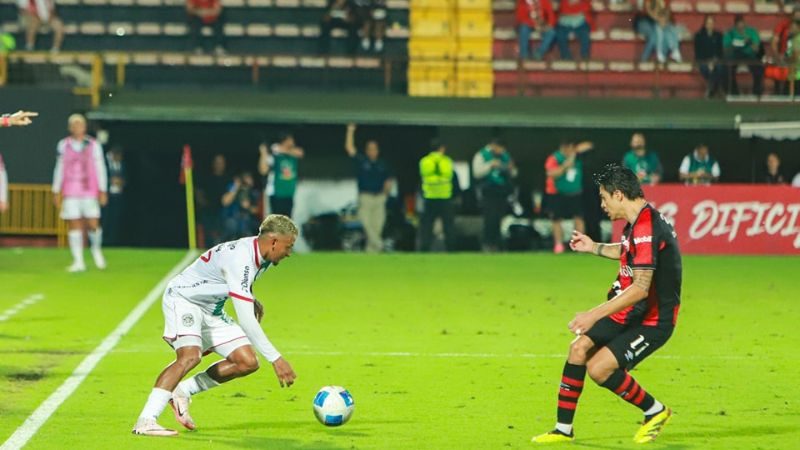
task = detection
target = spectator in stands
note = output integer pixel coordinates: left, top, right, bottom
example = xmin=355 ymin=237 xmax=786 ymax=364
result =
xmin=0 ymin=153 xmax=7 ymax=213
xmin=197 ymin=154 xmax=229 ymax=246
xmin=17 ymin=0 xmax=64 ymax=52
xmin=786 ymin=18 xmax=800 ymax=93
xmin=102 ymin=145 xmax=126 ymax=246
xmin=345 ymin=123 xmax=393 ymax=253
xmin=544 ymin=139 xmax=592 ymax=254
xmin=555 ymin=0 xmax=593 ymax=60
xmin=724 ymin=15 xmax=764 ymax=96
xmin=637 ymin=0 xmax=682 ymax=63
xmin=52 ymin=114 xmax=108 ymax=272
xmin=419 ymin=139 xmax=455 ymax=252
xmin=768 ymin=5 xmax=800 ymax=94
xmin=354 ymin=0 xmax=387 ymax=53
xmin=186 ymin=0 xmax=226 ymax=55
xmin=694 ymin=14 xmax=727 ymax=98
xmin=221 ymin=171 xmax=261 ymax=241
xmin=258 ymin=133 xmax=304 ymax=217
xmin=622 ymin=132 xmax=662 ymax=185
xmin=515 ymin=0 xmax=557 ymax=60
xmin=319 ymin=0 xmax=359 ymax=55
xmin=472 ymin=139 xmax=517 ymax=252
xmin=762 ymin=152 xmax=787 ymax=184
xmin=679 ymin=143 xmax=720 ymax=185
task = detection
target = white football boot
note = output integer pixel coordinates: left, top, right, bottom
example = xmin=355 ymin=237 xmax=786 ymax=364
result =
xmin=170 ymin=392 xmax=196 ymax=430
xmin=131 ymin=418 xmax=178 ymax=437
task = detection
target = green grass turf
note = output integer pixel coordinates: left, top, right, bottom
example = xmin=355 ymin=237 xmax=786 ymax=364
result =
xmin=1 ymin=249 xmax=798 ymax=449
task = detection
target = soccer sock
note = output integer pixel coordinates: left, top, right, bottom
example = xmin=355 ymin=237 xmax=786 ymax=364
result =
xmin=67 ymin=230 xmax=84 ymax=266
xmin=176 ymin=371 xmax=220 ymax=398
xmin=600 ymin=369 xmax=659 ymax=416
xmin=88 ymin=228 xmax=103 ymax=252
xmin=138 ymin=388 xmax=172 ymax=421
xmin=555 ymin=362 xmax=586 ymax=434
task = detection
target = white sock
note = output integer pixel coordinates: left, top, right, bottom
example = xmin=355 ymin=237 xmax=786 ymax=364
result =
xmin=555 ymin=422 xmax=572 ymax=435
xmin=177 ymin=371 xmax=220 ymax=397
xmin=644 ymin=400 xmax=664 ymax=417
xmin=88 ymin=228 xmax=103 ymax=252
xmin=138 ymin=388 xmax=172 ymax=421
xmin=68 ymin=230 xmax=84 ymax=266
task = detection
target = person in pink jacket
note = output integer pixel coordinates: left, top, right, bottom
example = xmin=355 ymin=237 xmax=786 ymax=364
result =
xmin=52 ymin=114 xmax=108 ymax=272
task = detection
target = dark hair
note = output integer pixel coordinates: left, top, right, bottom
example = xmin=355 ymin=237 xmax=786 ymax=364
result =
xmin=593 ymin=164 xmax=644 ymax=200
xmin=429 ymin=138 xmax=443 ymax=152
xmin=733 ymin=14 xmax=745 ymax=25
xmin=276 ymin=131 xmax=293 ymax=143
xmin=489 ymin=137 xmax=505 ymax=148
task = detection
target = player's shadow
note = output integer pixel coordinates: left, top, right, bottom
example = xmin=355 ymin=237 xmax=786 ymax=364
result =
xmin=181 ymin=434 xmax=346 ymax=450
xmin=665 ymin=423 xmax=796 ymax=440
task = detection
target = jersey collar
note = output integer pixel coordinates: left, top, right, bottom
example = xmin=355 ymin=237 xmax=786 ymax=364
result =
xmin=252 ymin=237 xmax=265 ymax=268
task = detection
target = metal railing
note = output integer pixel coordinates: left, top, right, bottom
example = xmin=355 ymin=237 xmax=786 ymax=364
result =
xmin=0 ymin=184 xmax=67 ymax=247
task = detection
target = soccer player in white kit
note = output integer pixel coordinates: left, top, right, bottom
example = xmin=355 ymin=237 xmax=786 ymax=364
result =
xmin=132 ymin=214 xmax=298 ymax=437
xmin=52 ymin=114 xmax=108 ymax=272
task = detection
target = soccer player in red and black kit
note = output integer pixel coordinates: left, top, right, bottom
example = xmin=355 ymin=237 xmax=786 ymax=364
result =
xmin=532 ymin=164 xmax=681 ymax=444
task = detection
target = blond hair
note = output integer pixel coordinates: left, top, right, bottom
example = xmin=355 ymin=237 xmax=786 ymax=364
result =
xmin=68 ymin=114 xmax=86 ymax=126
xmin=258 ymin=214 xmax=298 ymax=237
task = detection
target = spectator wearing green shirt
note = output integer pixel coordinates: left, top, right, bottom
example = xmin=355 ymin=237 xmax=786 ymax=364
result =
xmin=724 ymin=14 xmax=764 ymax=96
xmin=258 ymin=132 xmax=304 ymax=218
xmin=679 ymin=144 xmax=720 ymax=185
xmin=621 ymin=133 xmax=662 ymax=185
xmin=544 ymin=139 xmax=593 ymax=254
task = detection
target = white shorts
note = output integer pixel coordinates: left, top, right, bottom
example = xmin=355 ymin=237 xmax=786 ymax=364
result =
xmin=60 ymin=197 xmax=101 ymax=220
xmin=161 ymin=289 xmax=251 ymax=358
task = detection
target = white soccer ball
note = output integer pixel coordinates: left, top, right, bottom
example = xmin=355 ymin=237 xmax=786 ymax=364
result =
xmin=313 ymin=386 xmax=354 ymax=426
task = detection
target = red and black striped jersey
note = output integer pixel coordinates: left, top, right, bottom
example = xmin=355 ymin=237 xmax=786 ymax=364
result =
xmin=608 ymin=203 xmax=682 ymax=328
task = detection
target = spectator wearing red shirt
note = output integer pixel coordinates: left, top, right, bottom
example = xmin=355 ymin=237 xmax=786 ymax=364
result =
xmin=16 ymin=0 xmax=64 ymax=52
xmin=187 ymin=0 xmax=225 ymax=55
xmin=769 ymin=5 xmax=800 ymax=94
xmin=516 ymin=0 xmax=557 ymax=60
xmin=555 ymin=0 xmax=593 ymax=60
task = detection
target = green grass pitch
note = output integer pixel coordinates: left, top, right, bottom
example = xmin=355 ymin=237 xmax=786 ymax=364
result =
xmin=1 ymin=248 xmax=798 ymax=449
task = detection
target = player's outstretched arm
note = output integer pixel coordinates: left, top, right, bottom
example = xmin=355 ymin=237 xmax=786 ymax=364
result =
xmin=231 ymin=298 xmax=297 ymax=387
xmin=2 ymin=111 xmax=38 ymax=127
xmin=569 ymin=230 xmax=620 ymax=259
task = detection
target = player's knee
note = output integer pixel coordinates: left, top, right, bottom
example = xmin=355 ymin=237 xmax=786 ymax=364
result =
xmin=567 ymin=341 xmax=589 ymax=364
xmin=177 ymin=353 xmax=201 ymax=371
xmin=237 ymin=355 xmax=260 ymax=375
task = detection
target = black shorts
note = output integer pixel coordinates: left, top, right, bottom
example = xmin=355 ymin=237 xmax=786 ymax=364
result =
xmin=544 ymin=193 xmax=583 ymax=220
xmin=584 ymin=317 xmax=673 ymax=371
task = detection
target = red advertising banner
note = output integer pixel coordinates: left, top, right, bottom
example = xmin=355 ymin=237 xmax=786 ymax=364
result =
xmin=612 ymin=184 xmax=800 ymax=255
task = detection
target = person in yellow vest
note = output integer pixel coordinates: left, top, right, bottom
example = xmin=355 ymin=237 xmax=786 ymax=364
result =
xmin=419 ymin=139 xmax=455 ymax=252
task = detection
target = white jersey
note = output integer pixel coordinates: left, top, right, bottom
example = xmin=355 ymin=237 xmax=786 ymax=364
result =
xmin=167 ymin=236 xmax=281 ymax=362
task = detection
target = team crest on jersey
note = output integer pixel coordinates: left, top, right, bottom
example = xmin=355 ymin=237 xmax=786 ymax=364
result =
xmin=182 ymin=313 xmax=195 ymax=327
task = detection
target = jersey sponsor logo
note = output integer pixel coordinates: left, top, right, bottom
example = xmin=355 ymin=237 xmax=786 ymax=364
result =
xmin=227 ymin=242 xmax=238 ymax=251
xmin=633 ymin=235 xmax=652 ymax=245
xmin=619 ymin=265 xmax=633 ymax=278
xmin=241 ymin=265 xmax=251 ymax=291
xmin=181 ymin=313 xmax=195 ymax=327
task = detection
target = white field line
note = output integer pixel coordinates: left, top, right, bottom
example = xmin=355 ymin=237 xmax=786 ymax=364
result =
xmin=287 ymin=350 xmax=758 ymax=361
xmin=0 ymin=294 xmax=45 ymax=322
xmin=1 ymin=251 xmax=196 ymax=450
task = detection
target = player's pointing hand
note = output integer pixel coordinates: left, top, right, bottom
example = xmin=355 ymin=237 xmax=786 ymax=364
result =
xmin=272 ymin=357 xmax=296 ymax=388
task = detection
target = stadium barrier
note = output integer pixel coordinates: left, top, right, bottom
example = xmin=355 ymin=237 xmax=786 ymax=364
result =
xmin=0 ymin=184 xmax=67 ymax=247
xmin=613 ymin=184 xmax=800 ymax=255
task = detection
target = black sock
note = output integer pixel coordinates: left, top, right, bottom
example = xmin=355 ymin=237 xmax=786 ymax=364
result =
xmin=556 ymin=362 xmax=586 ymax=426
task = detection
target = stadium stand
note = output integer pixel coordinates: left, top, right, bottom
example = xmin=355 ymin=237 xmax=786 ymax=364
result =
xmin=0 ymin=0 xmax=795 ymax=98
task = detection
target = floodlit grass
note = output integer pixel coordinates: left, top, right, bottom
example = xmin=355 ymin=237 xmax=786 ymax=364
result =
xmin=2 ymin=249 xmax=798 ymax=449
